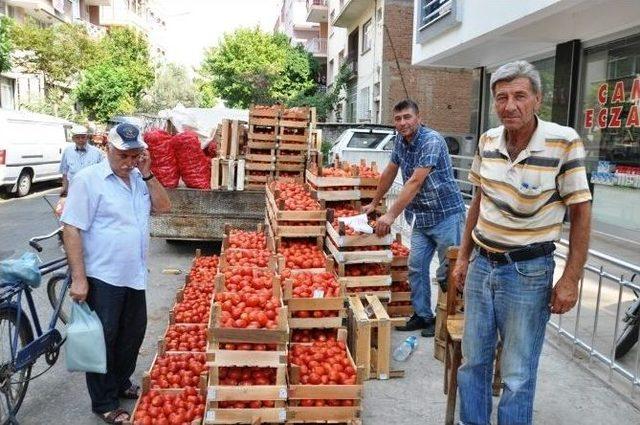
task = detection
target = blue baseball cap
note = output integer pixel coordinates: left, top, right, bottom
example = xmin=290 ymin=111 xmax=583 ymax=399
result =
xmin=108 ymin=123 xmax=147 ymax=150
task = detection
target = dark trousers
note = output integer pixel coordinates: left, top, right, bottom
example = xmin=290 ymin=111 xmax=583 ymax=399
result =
xmin=85 ymin=277 xmax=147 ymax=413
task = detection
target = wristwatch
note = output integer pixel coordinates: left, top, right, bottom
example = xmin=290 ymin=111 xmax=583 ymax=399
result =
xmin=142 ymin=173 xmax=155 ymax=182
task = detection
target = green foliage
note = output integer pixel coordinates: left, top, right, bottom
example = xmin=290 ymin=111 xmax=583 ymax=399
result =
xmin=288 ymin=64 xmax=352 ymax=121
xmin=139 ymin=63 xmax=198 ymax=113
xmin=0 ymin=17 xmax=13 ymax=73
xmin=20 ymin=87 xmax=86 ymax=122
xmin=9 ymin=19 xmax=98 ymax=90
xmin=75 ymin=27 xmax=154 ymax=122
xmin=199 ymin=28 xmax=317 ymax=108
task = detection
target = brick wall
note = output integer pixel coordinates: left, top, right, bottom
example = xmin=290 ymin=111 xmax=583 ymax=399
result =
xmin=381 ymin=0 xmax=473 ymax=134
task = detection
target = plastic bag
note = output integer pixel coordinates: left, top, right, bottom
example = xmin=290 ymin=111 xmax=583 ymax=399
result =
xmin=144 ymin=129 xmax=180 ymax=188
xmin=338 ymin=214 xmax=374 ymax=234
xmin=172 ymin=131 xmax=211 ymax=189
xmin=65 ymin=302 xmax=107 ymax=374
xmin=0 ymin=253 xmax=41 ymax=288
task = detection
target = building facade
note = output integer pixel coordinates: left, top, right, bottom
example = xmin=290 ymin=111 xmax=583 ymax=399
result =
xmin=412 ymin=0 xmax=640 ymax=234
xmin=0 ymin=0 xmax=166 ymax=110
xmin=321 ymin=0 xmax=472 ymax=134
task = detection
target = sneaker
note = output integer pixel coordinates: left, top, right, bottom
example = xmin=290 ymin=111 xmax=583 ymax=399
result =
xmin=396 ymin=314 xmax=428 ymax=331
xmin=420 ymin=321 xmax=436 ymax=338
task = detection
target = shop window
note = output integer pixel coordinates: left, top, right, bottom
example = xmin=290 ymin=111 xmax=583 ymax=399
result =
xmin=483 ymin=57 xmax=555 ymax=132
xmin=577 ymin=35 xmax=640 ymax=176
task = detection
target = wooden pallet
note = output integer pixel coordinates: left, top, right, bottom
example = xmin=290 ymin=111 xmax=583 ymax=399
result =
xmin=347 ymin=295 xmax=404 ymax=381
xmin=288 ymin=329 xmax=363 ymax=423
xmin=205 ymin=364 xmax=287 ymax=424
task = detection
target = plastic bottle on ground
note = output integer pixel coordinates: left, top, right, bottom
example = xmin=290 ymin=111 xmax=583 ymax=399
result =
xmin=393 ymin=335 xmax=418 ymax=362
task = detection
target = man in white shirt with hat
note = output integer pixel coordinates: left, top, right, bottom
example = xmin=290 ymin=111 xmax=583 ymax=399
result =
xmin=61 ymin=123 xmax=171 ymax=424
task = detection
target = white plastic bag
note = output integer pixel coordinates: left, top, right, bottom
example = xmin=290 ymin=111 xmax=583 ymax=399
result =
xmin=65 ymin=302 xmax=107 ymax=373
xmin=338 ymin=214 xmax=374 ymax=234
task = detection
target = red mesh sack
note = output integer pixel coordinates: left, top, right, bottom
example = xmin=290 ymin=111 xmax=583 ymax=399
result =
xmin=172 ymin=131 xmax=211 ymax=189
xmin=143 ymin=129 xmax=179 ymax=188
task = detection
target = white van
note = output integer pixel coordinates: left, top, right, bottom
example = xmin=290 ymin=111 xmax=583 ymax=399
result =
xmin=0 ymin=108 xmax=72 ymax=197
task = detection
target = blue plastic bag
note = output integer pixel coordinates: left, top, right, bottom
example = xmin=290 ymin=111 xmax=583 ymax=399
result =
xmin=0 ymin=252 xmax=41 ymax=288
xmin=65 ymin=302 xmax=107 ymax=374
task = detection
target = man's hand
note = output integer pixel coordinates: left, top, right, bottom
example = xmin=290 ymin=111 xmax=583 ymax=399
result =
xmin=137 ymin=149 xmax=152 ymax=177
xmin=375 ymin=213 xmax=394 ymax=237
xmin=70 ymin=276 xmax=89 ymax=303
xmin=362 ymin=202 xmax=376 ymax=216
xmin=453 ymin=258 xmax=469 ymax=292
xmin=549 ymin=275 xmax=579 ymax=314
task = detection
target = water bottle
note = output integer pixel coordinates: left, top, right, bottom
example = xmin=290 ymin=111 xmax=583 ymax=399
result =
xmin=393 ymin=335 xmax=418 ymax=362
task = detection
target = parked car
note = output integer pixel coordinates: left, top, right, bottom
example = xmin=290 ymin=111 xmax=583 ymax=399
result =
xmin=329 ymin=127 xmax=477 ymax=193
xmin=0 ymin=108 xmax=73 ymax=197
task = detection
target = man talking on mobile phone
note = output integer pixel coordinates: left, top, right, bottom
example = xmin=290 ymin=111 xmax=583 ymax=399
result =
xmin=61 ymin=123 xmax=171 ymax=424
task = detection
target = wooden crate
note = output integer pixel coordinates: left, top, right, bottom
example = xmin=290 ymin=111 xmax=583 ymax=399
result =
xmin=434 ymin=286 xmax=447 ymax=362
xmin=246 ymin=148 xmax=276 ymax=163
xmin=206 ymin=338 xmax=287 ymax=365
xmin=205 ymin=364 xmax=287 ymax=424
xmin=212 ymin=158 xmax=239 ymax=191
xmin=347 ymin=295 xmax=404 ymax=381
xmin=218 ymin=250 xmax=278 ymax=272
xmin=325 ymin=235 xmax=393 ymax=265
xmin=124 ymin=380 xmax=205 ymax=425
xmin=325 ymin=220 xmax=394 ymax=248
xmin=266 ymin=206 xmax=326 ymax=239
xmin=275 ymin=161 xmax=305 ymax=172
xmin=245 ymin=171 xmax=273 ymax=184
xmin=287 ymin=329 xmax=363 ymax=423
xmin=208 ymin=301 xmax=290 ymax=346
xmin=245 ymin=160 xmax=276 ymax=172
xmin=217 ymin=119 xmax=246 ymax=160
xmin=391 ymin=267 xmax=408 ymax=282
xmin=265 ymin=180 xmax=327 ymax=223
xmin=275 ymin=150 xmax=306 ymax=163
xmin=282 ymin=266 xmax=346 ymax=329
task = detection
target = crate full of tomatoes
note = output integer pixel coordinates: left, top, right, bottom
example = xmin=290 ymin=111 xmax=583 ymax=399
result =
xmin=265 ymin=179 xmax=327 ymax=238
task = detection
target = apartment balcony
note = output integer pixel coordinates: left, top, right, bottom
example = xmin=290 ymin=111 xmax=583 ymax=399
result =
xmin=305 ymin=37 xmax=327 ymax=58
xmin=344 ymin=55 xmax=358 ymax=78
xmin=306 ymin=0 xmax=328 ymax=23
xmin=6 ymin=0 xmax=67 ymax=23
xmin=333 ymin=0 xmax=369 ymax=28
xmin=99 ymin=5 xmax=148 ymax=33
xmin=85 ymin=0 xmax=112 ymax=6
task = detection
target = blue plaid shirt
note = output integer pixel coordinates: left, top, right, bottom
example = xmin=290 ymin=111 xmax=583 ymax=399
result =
xmin=390 ymin=125 xmax=465 ymax=227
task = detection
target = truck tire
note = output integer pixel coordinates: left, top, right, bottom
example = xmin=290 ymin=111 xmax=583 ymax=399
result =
xmin=16 ymin=171 xmax=32 ymax=198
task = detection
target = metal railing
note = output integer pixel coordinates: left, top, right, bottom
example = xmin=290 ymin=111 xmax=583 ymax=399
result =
xmin=386 ymin=153 xmax=640 ymax=396
xmin=305 ymin=38 xmax=327 ymax=56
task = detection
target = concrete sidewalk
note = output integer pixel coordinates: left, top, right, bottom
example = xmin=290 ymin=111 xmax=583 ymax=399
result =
xmin=14 ymin=238 xmax=640 ymax=424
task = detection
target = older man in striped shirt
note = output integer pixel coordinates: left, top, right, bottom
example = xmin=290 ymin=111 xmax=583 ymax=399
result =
xmin=454 ymin=61 xmax=592 ymax=425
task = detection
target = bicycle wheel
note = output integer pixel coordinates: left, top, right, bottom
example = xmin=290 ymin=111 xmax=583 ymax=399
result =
xmin=46 ymin=273 xmax=71 ymax=325
xmin=0 ymin=306 xmax=34 ymax=425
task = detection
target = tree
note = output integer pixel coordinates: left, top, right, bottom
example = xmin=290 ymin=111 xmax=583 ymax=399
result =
xmin=139 ymin=63 xmax=199 ymax=113
xmin=288 ymin=64 xmax=351 ymax=122
xmin=199 ymin=28 xmax=317 ymax=108
xmin=9 ymin=19 xmax=98 ymax=95
xmin=75 ymin=27 xmax=154 ymax=122
xmin=0 ymin=17 xmax=12 ymax=73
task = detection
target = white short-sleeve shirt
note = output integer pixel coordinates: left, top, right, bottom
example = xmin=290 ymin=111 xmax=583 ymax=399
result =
xmin=61 ymin=160 xmax=151 ymax=289
xmin=59 ymin=144 xmax=104 ymax=182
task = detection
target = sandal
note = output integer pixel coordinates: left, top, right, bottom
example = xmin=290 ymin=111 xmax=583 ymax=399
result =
xmin=119 ymin=383 xmax=141 ymax=399
xmin=97 ymin=408 xmax=130 ymax=424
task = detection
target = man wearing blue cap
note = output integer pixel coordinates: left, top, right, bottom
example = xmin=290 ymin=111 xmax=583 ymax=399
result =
xmin=61 ymin=123 xmax=171 ymax=424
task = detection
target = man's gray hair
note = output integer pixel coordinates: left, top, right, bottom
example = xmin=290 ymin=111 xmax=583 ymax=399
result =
xmin=490 ymin=61 xmax=542 ymax=96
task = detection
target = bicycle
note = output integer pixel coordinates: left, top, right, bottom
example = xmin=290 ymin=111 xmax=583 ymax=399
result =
xmin=0 ymin=228 xmax=71 ymax=425
xmin=615 ymin=273 xmax=640 ymax=359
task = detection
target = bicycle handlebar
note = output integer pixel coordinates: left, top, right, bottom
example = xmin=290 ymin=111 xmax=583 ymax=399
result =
xmin=29 ymin=227 xmax=63 ymax=253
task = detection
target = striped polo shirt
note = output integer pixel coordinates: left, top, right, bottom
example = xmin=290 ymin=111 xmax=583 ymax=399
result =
xmin=469 ymin=117 xmax=592 ymax=252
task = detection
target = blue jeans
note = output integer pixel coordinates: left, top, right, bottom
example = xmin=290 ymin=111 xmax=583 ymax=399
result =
xmin=458 ymin=250 xmax=555 ymax=425
xmin=408 ymin=213 xmax=464 ymax=320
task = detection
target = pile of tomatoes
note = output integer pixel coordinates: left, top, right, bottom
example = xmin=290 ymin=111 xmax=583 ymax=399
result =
xmin=218 ymin=342 xmax=279 ymax=351
xmin=227 ymin=229 xmax=267 ymax=250
xmin=188 ymin=255 xmax=218 ymax=284
xmin=220 ymin=267 xmax=275 ymax=296
xmin=215 ymin=292 xmax=280 ymax=329
xmin=149 ymin=353 xmax=206 ymax=389
xmin=289 ymin=340 xmax=357 ymax=385
xmin=391 ymin=280 xmax=410 ymax=292
xmin=291 ymin=328 xmax=338 ymax=343
xmin=278 ymin=239 xmax=325 ymax=270
xmin=274 ymin=181 xmax=320 ymax=211
xmin=289 ymin=272 xmax=341 ymax=298
xmin=173 ymin=295 xmax=211 ymax=324
xmin=218 ymin=366 xmax=277 ymax=386
xmin=132 ymin=387 xmax=205 ymax=425
xmin=224 ymin=249 xmax=272 ymax=268
xmin=292 ymin=310 xmax=340 ymax=319
xmin=391 ymin=240 xmax=410 ymax=258
xmin=320 ymin=167 xmax=352 ymax=178
xmin=357 ymin=164 xmax=380 ymax=179
xmin=164 ymin=325 xmax=207 ymax=352
xmin=344 ymin=264 xmax=387 ymax=277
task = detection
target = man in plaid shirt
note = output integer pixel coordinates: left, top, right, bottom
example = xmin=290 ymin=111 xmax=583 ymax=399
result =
xmin=364 ymin=99 xmax=465 ymax=336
